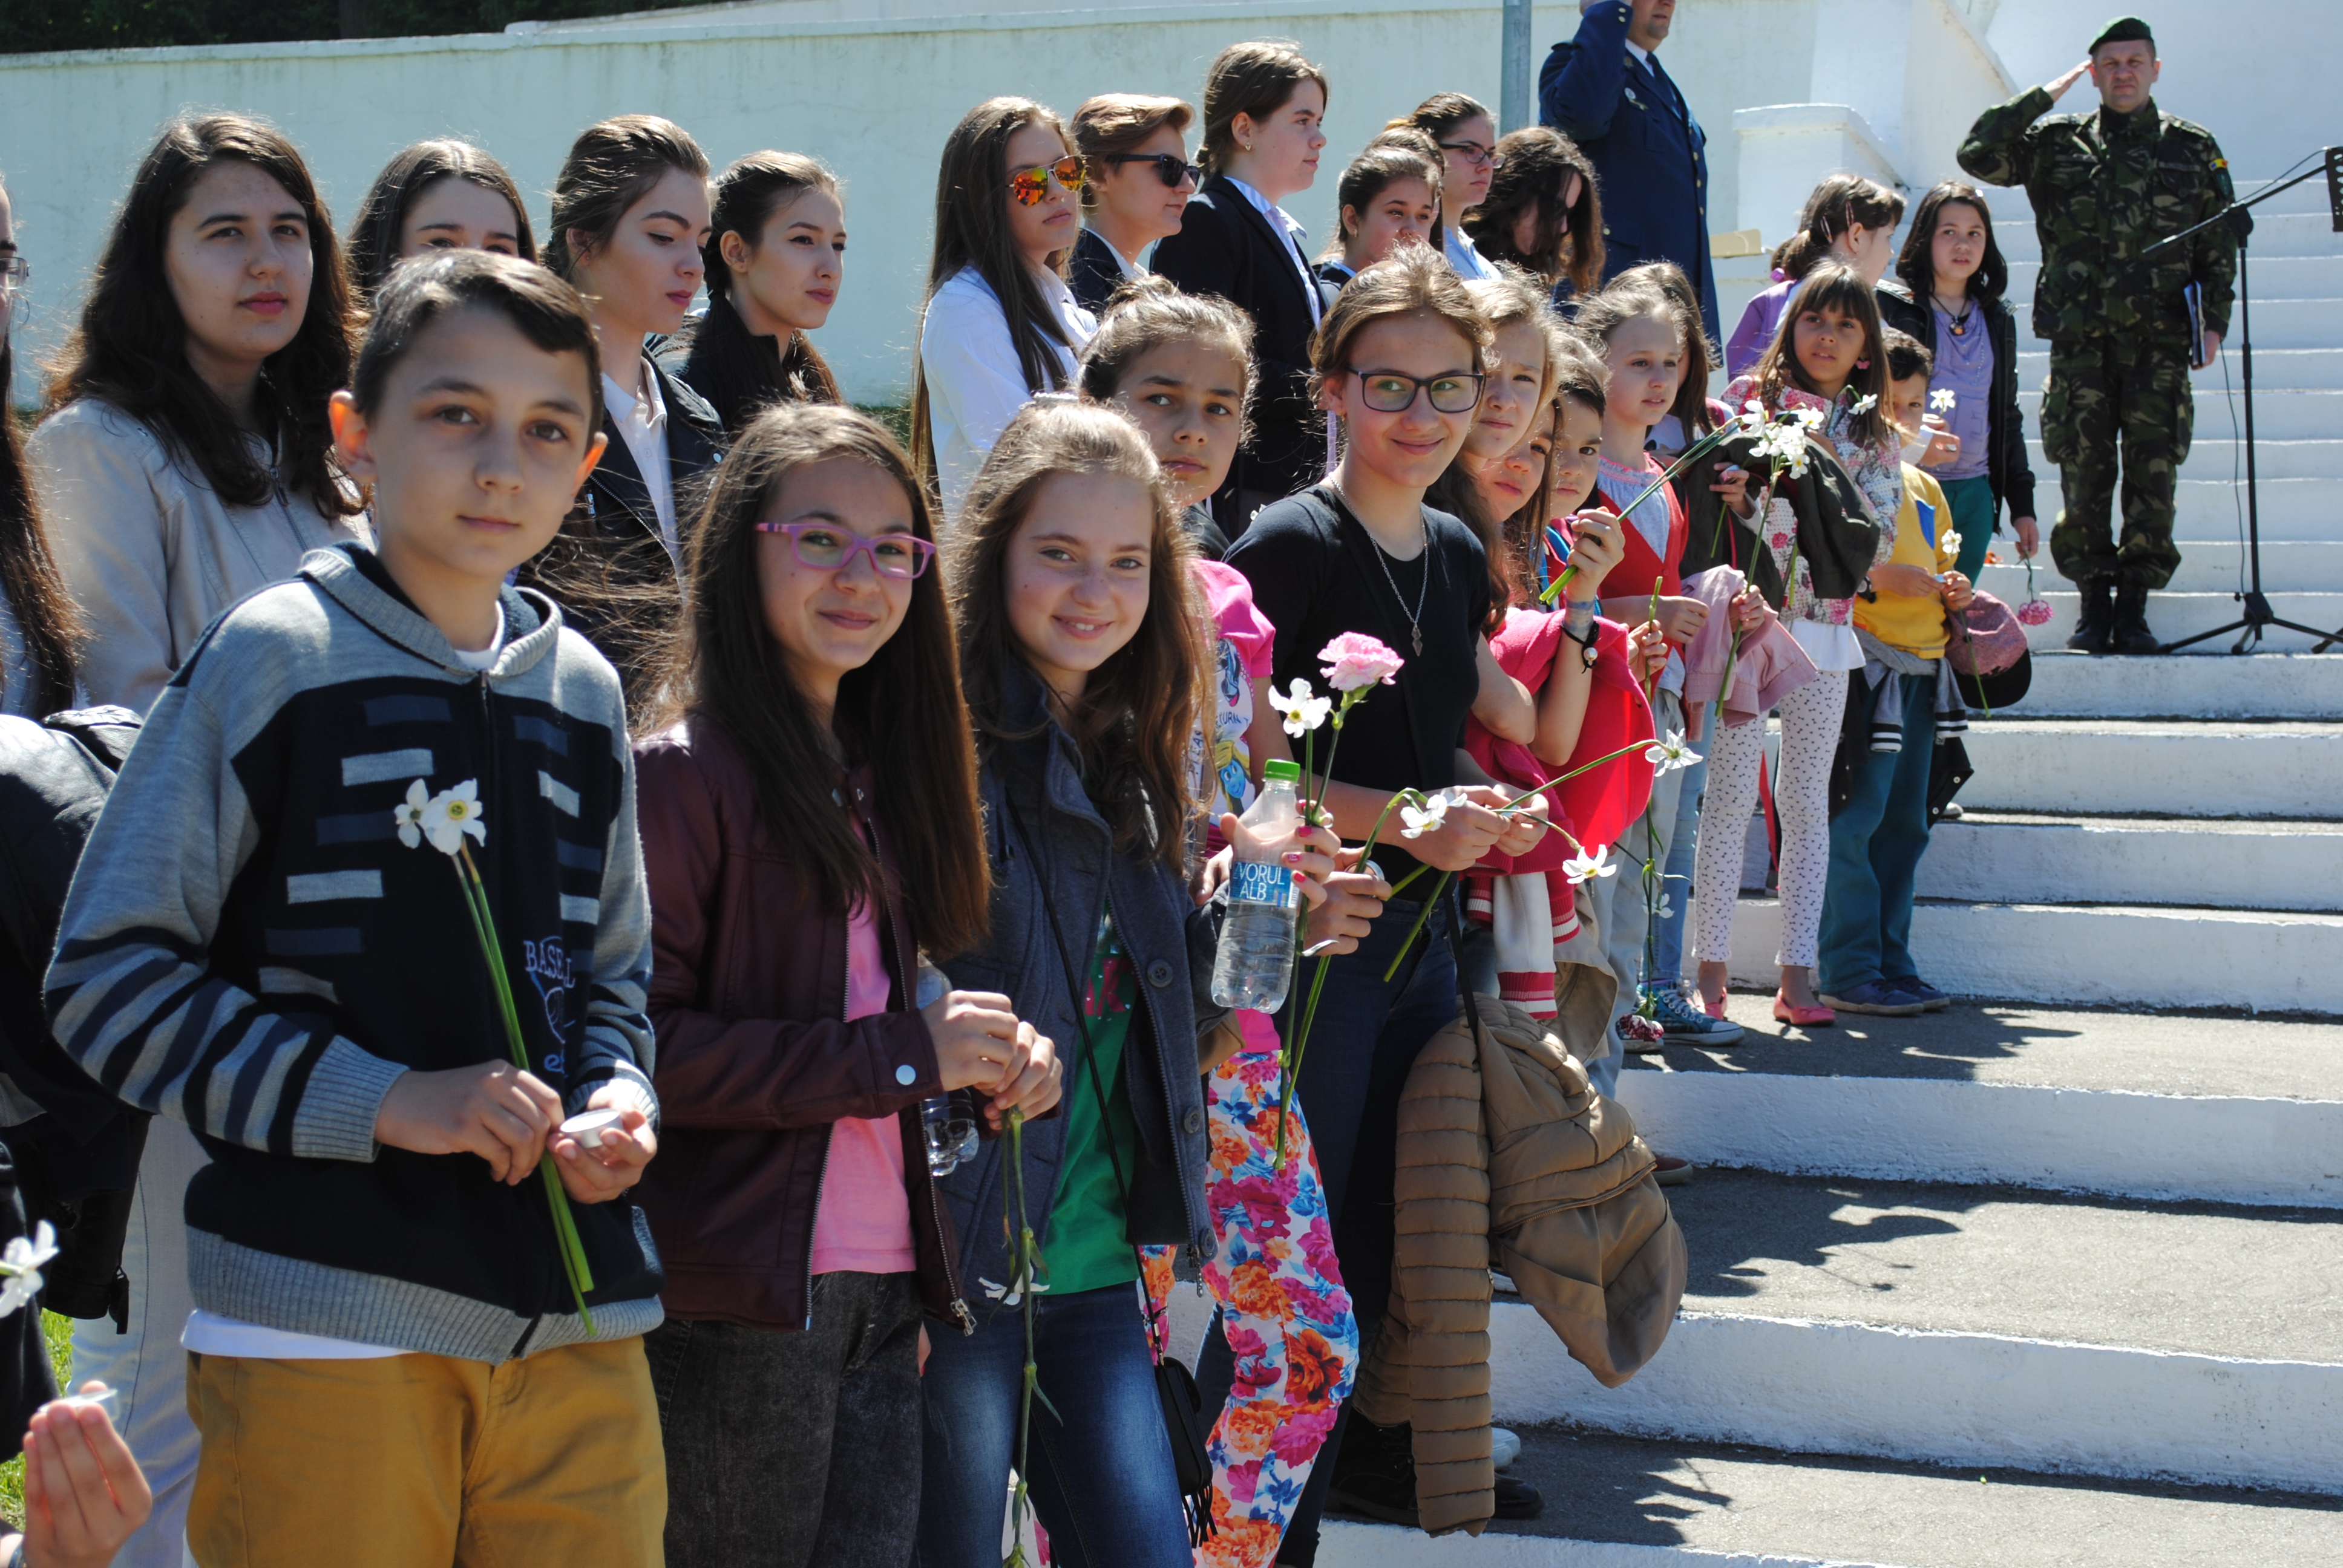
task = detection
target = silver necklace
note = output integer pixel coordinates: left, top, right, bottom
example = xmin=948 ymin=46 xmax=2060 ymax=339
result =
xmin=1369 ymin=508 xmax=1432 ymax=656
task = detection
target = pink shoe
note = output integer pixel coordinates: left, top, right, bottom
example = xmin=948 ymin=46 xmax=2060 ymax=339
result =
xmin=1773 ymin=992 xmax=1837 ymax=1027
xmin=1700 ymin=988 xmax=1729 ymax=1020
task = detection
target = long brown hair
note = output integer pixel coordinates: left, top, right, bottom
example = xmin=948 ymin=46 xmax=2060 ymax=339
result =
xmin=1613 ymin=259 xmax=1718 ymax=440
xmin=1326 ymin=140 xmax=1442 ymax=261
xmin=345 ymin=139 xmax=536 ymax=297
xmin=1749 ymin=262 xmax=1891 ymax=449
xmin=1077 ymin=275 xmax=1256 ymax=447
xmin=0 ymin=177 xmax=82 ymax=713
xmin=1771 ymin=173 xmax=1904 ymax=281
xmin=1466 ymin=126 xmax=1604 ymax=295
xmin=669 ymin=151 xmax=844 ymax=432
xmin=653 ymin=402 xmax=989 ymax=956
xmin=46 ymin=113 xmax=359 ymax=520
xmin=914 ymin=99 xmax=1080 ymax=498
xmin=950 ymin=400 xmax=1202 ymax=869
xmin=544 ymin=115 xmax=710 ymax=284
xmin=1426 ymin=268 xmax=1552 ymax=620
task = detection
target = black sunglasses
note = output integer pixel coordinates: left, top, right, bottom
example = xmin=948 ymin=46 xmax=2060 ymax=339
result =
xmin=1102 ymin=152 xmax=1202 ymax=189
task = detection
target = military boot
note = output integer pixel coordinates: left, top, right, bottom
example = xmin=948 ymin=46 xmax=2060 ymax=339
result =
xmin=2111 ymin=581 xmax=2161 ymax=655
xmin=2066 ymin=577 xmax=2115 ymax=653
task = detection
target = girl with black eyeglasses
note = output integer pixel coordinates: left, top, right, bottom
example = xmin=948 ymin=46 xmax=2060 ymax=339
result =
xmin=1387 ymin=93 xmax=1502 ymax=281
xmin=914 ymin=97 xmax=1098 ymax=523
xmin=1066 ymin=94 xmax=1199 ymax=314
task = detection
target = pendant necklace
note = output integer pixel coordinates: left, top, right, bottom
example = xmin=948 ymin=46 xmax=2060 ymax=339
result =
xmin=1374 ymin=514 xmax=1433 ymax=656
xmin=1935 ymin=290 xmax=1976 ymax=338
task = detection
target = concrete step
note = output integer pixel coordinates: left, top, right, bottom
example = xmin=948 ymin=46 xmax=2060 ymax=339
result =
xmin=1322 ymin=1425 xmax=2343 ymax=1567
xmin=2018 ymin=382 xmax=2343 ymax=441
xmin=2007 ymin=252 xmax=2343 ymax=302
xmin=2017 ymin=345 xmax=2343 ymax=393
xmin=1995 ymin=209 xmax=2343 ymax=263
xmin=1484 ymin=1171 xmax=2343 ymax=1495
xmin=2007 ymin=588 xmax=2343 ymax=653
xmin=1716 ymin=895 xmax=2343 ymax=1012
xmin=2023 ymin=434 xmax=2343 ymax=482
xmin=2169 ymin=476 xmax=2343 ymax=537
xmin=1975 ymin=540 xmax=2343 ymax=595
xmin=2002 ymin=299 xmax=2343 ymax=354
xmin=1957 ymin=716 xmax=2343 ymax=816
xmin=1619 ymin=998 xmax=2343 ymax=1206
xmin=2011 ymin=650 xmax=2343 ymax=719
xmin=1921 ymin=811 xmax=2343 ymax=912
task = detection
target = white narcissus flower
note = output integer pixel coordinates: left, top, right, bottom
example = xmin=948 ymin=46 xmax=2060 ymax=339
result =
xmin=1653 ymin=893 xmax=1677 ymax=923
xmin=980 ymin=1275 xmax=1049 ymax=1308
xmin=1645 ymin=730 xmax=1703 ymax=774
xmin=1930 ymin=388 xmax=1958 ymax=412
xmin=0 ymin=1220 xmax=57 ymax=1318
xmin=1398 ymin=793 xmax=1450 ymax=840
xmin=1562 ymin=844 xmax=1616 ymax=884
xmin=394 ymin=780 xmax=430 ymax=849
xmin=1849 ymin=393 xmax=1879 ymax=416
xmin=421 ymin=780 xmax=488 ymax=857
xmin=1792 ymin=406 xmax=1826 ymax=431
xmin=1267 ymin=678 xmax=1332 ymax=737
xmin=1939 ymin=530 xmax=1963 ymax=558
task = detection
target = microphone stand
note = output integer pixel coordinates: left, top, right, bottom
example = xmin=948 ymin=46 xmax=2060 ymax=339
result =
xmin=2149 ymin=150 xmax=2343 ymax=653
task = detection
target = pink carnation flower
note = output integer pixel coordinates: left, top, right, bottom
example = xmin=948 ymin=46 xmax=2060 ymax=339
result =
xmin=1318 ymin=632 xmax=1404 ymax=692
xmin=2016 ymin=597 xmax=2054 ymax=627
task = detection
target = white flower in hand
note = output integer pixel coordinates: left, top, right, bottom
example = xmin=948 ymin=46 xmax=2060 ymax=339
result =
xmin=1939 ymin=530 xmax=1963 ymax=558
xmin=1930 ymin=388 xmax=1958 ymax=413
xmin=1563 ymin=844 xmax=1616 ymax=885
xmin=1737 ymin=399 xmax=1769 ymax=433
xmin=1792 ymin=406 xmax=1826 ymax=431
xmin=394 ymin=780 xmax=431 ymax=849
xmin=421 ymin=780 xmax=488 ymax=857
xmin=980 ymin=1275 xmax=1048 ymax=1307
xmin=1645 ymin=730 xmax=1702 ymax=774
xmin=0 ymin=1220 xmax=57 ymax=1318
xmin=1849 ymin=393 xmax=1879 ymax=416
xmin=1399 ymin=792 xmax=1451 ymax=840
xmin=1268 ymin=678 xmax=1332 ymax=737
xmin=1653 ymin=893 xmax=1677 ymax=923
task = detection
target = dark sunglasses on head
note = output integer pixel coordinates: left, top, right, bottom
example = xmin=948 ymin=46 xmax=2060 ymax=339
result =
xmin=1101 ymin=152 xmax=1202 ymax=189
xmin=1007 ymin=156 xmax=1088 ymax=206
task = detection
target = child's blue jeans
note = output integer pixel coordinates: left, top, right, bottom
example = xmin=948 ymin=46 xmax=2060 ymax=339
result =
xmin=1818 ymin=673 xmax=1938 ymax=994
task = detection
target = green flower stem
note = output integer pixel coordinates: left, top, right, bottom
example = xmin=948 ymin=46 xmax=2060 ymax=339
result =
xmin=453 ymin=846 xmax=597 ymax=1334
xmin=1541 ymin=424 xmax=1743 ymax=607
xmin=1380 ymin=869 xmax=1456 ymax=982
xmin=1003 ymin=1108 xmax=1038 ymax=1567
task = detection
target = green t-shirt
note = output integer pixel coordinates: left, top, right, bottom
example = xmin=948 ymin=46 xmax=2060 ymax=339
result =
xmin=1044 ymin=909 xmax=1143 ymax=1296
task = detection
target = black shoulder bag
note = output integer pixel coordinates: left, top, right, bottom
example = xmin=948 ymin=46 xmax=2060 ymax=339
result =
xmin=1001 ymin=794 xmax=1217 ymax=1547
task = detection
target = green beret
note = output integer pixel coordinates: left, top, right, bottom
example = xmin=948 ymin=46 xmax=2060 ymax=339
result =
xmin=2089 ymin=15 xmax=2155 ymax=53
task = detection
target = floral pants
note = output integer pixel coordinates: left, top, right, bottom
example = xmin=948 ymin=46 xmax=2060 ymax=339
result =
xmin=1141 ymin=1016 xmax=1359 ymax=1568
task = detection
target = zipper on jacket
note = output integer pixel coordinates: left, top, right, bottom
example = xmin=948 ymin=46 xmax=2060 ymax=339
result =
xmin=1101 ymin=883 xmax=1210 ymax=1268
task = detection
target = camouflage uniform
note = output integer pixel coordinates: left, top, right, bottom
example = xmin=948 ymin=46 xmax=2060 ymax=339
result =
xmin=1959 ymin=88 xmax=2236 ymax=590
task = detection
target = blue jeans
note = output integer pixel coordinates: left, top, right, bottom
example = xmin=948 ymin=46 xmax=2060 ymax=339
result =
xmin=1818 ymin=673 xmax=1936 ymax=995
xmin=1939 ymin=474 xmax=1997 ymax=585
xmin=1653 ymin=750 xmax=1706 ymax=991
xmin=916 ymin=1282 xmax=1189 ymax=1568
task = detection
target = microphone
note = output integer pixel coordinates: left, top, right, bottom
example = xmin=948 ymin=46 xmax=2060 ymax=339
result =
xmin=2328 ymin=146 xmax=2343 ymax=232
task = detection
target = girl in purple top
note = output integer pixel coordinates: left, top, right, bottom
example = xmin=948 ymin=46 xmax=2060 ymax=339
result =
xmin=1723 ymin=175 xmax=1903 ymax=376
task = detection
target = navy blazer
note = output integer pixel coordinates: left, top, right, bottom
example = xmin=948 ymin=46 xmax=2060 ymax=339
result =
xmin=1541 ymin=0 xmax=1720 ymax=343
xmin=1151 ymin=176 xmax=1327 ymax=531
xmin=1068 ymin=228 xmax=1129 ymax=316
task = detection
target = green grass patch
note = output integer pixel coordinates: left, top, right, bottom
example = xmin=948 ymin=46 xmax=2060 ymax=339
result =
xmin=0 ymin=1313 xmax=81 ymax=1528
xmin=853 ymin=402 xmax=913 ymax=449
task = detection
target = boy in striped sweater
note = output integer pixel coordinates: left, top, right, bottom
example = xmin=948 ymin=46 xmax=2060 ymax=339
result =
xmin=46 ymin=252 xmax=667 ymax=1567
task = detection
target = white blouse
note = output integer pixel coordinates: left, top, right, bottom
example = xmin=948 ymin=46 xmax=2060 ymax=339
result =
xmin=920 ymin=265 xmax=1096 ymax=523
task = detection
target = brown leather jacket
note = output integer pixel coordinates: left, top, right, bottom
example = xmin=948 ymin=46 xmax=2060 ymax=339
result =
xmin=632 ymin=716 xmax=972 ymax=1335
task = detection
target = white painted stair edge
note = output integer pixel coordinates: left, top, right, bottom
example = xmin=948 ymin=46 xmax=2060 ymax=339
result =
xmin=1613 ymin=1071 xmax=2343 ymax=1209
xmin=1719 ymin=897 xmax=2343 ymax=1014
xmin=1486 ymin=1307 xmax=2343 ymax=1497
xmin=1320 ymin=1524 xmax=1915 ymax=1568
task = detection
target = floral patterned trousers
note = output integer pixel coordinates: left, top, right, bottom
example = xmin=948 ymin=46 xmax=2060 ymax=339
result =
xmin=1141 ymin=1017 xmax=1359 ymax=1568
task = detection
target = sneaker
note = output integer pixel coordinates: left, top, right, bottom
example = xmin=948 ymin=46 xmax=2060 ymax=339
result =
xmin=1493 ymin=1475 xmax=1544 ymax=1520
xmin=1653 ymin=1154 xmax=1694 ymax=1186
xmin=1940 ymin=802 xmax=1964 ymax=821
xmin=1640 ymin=984 xmax=1747 ymax=1045
xmin=1887 ymin=975 xmax=1951 ymax=1011
xmin=1819 ymin=979 xmax=1927 ymax=1016
xmin=1492 ymin=1426 xmax=1521 ymax=1471
xmin=1618 ymin=1013 xmax=1669 ymax=1055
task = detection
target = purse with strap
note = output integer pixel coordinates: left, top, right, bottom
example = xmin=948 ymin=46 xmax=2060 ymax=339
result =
xmin=1003 ymin=792 xmax=1217 ymax=1547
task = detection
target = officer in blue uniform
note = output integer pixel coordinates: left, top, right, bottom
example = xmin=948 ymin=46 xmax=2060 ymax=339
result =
xmin=1541 ymin=0 xmax=1719 ymax=342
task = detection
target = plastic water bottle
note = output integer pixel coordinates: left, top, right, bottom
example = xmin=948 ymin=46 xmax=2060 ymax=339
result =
xmin=1211 ymin=759 xmax=1304 ymax=1012
xmin=915 ymin=958 xmax=977 ymax=1175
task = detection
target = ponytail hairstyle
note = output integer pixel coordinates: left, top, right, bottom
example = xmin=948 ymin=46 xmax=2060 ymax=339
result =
xmin=1465 ymin=125 xmax=1604 ymax=295
xmin=653 ymin=401 xmax=989 ymax=957
xmin=0 ymin=177 xmax=83 ymax=714
xmin=1612 ymin=259 xmax=1719 ymax=440
xmin=1893 ymin=180 xmax=2009 ymax=305
xmin=1749 ymin=262 xmax=1892 ymax=449
xmin=1425 ymin=267 xmax=1554 ymax=619
xmin=949 ymin=399 xmax=1202 ymax=868
xmin=914 ymin=98 xmax=1080 ymax=497
xmin=544 ymin=114 xmax=710 ymax=284
xmin=345 ymin=139 xmax=535 ymax=297
xmin=1078 ymin=273 xmax=1256 ymax=443
xmin=1770 ymin=173 xmax=1905 ymax=281
xmin=47 ymin=113 xmax=360 ymax=521
xmin=1326 ymin=138 xmax=1443 ymax=260
xmin=670 ymin=151 xmax=844 ymax=431
xmin=1198 ymin=39 xmax=1329 ymax=180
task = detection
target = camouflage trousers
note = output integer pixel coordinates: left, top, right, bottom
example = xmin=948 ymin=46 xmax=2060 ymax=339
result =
xmin=2040 ymin=335 xmax=2194 ymax=589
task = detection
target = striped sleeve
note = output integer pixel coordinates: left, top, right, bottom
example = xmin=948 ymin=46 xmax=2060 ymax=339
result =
xmin=44 ymin=670 xmax=405 ymax=1161
xmin=572 ymin=725 xmax=658 ymax=1123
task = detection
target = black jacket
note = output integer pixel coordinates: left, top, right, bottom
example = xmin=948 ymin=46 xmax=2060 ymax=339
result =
xmin=521 ymin=355 xmax=725 ymax=705
xmin=1067 ymin=229 xmax=1131 ymax=316
xmin=1676 ymin=430 xmax=1883 ymax=609
xmin=1876 ymin=281 xmax=2039 ymax=529
xmin=1152 ymin=177 xmax=1328 ymax=529
xmin=0 ymin=708 xmax=148 ymax=1325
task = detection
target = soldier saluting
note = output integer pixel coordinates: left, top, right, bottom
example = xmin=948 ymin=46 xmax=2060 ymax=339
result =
xmin=1959 ymin=15 xmax=2236 ymax=654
